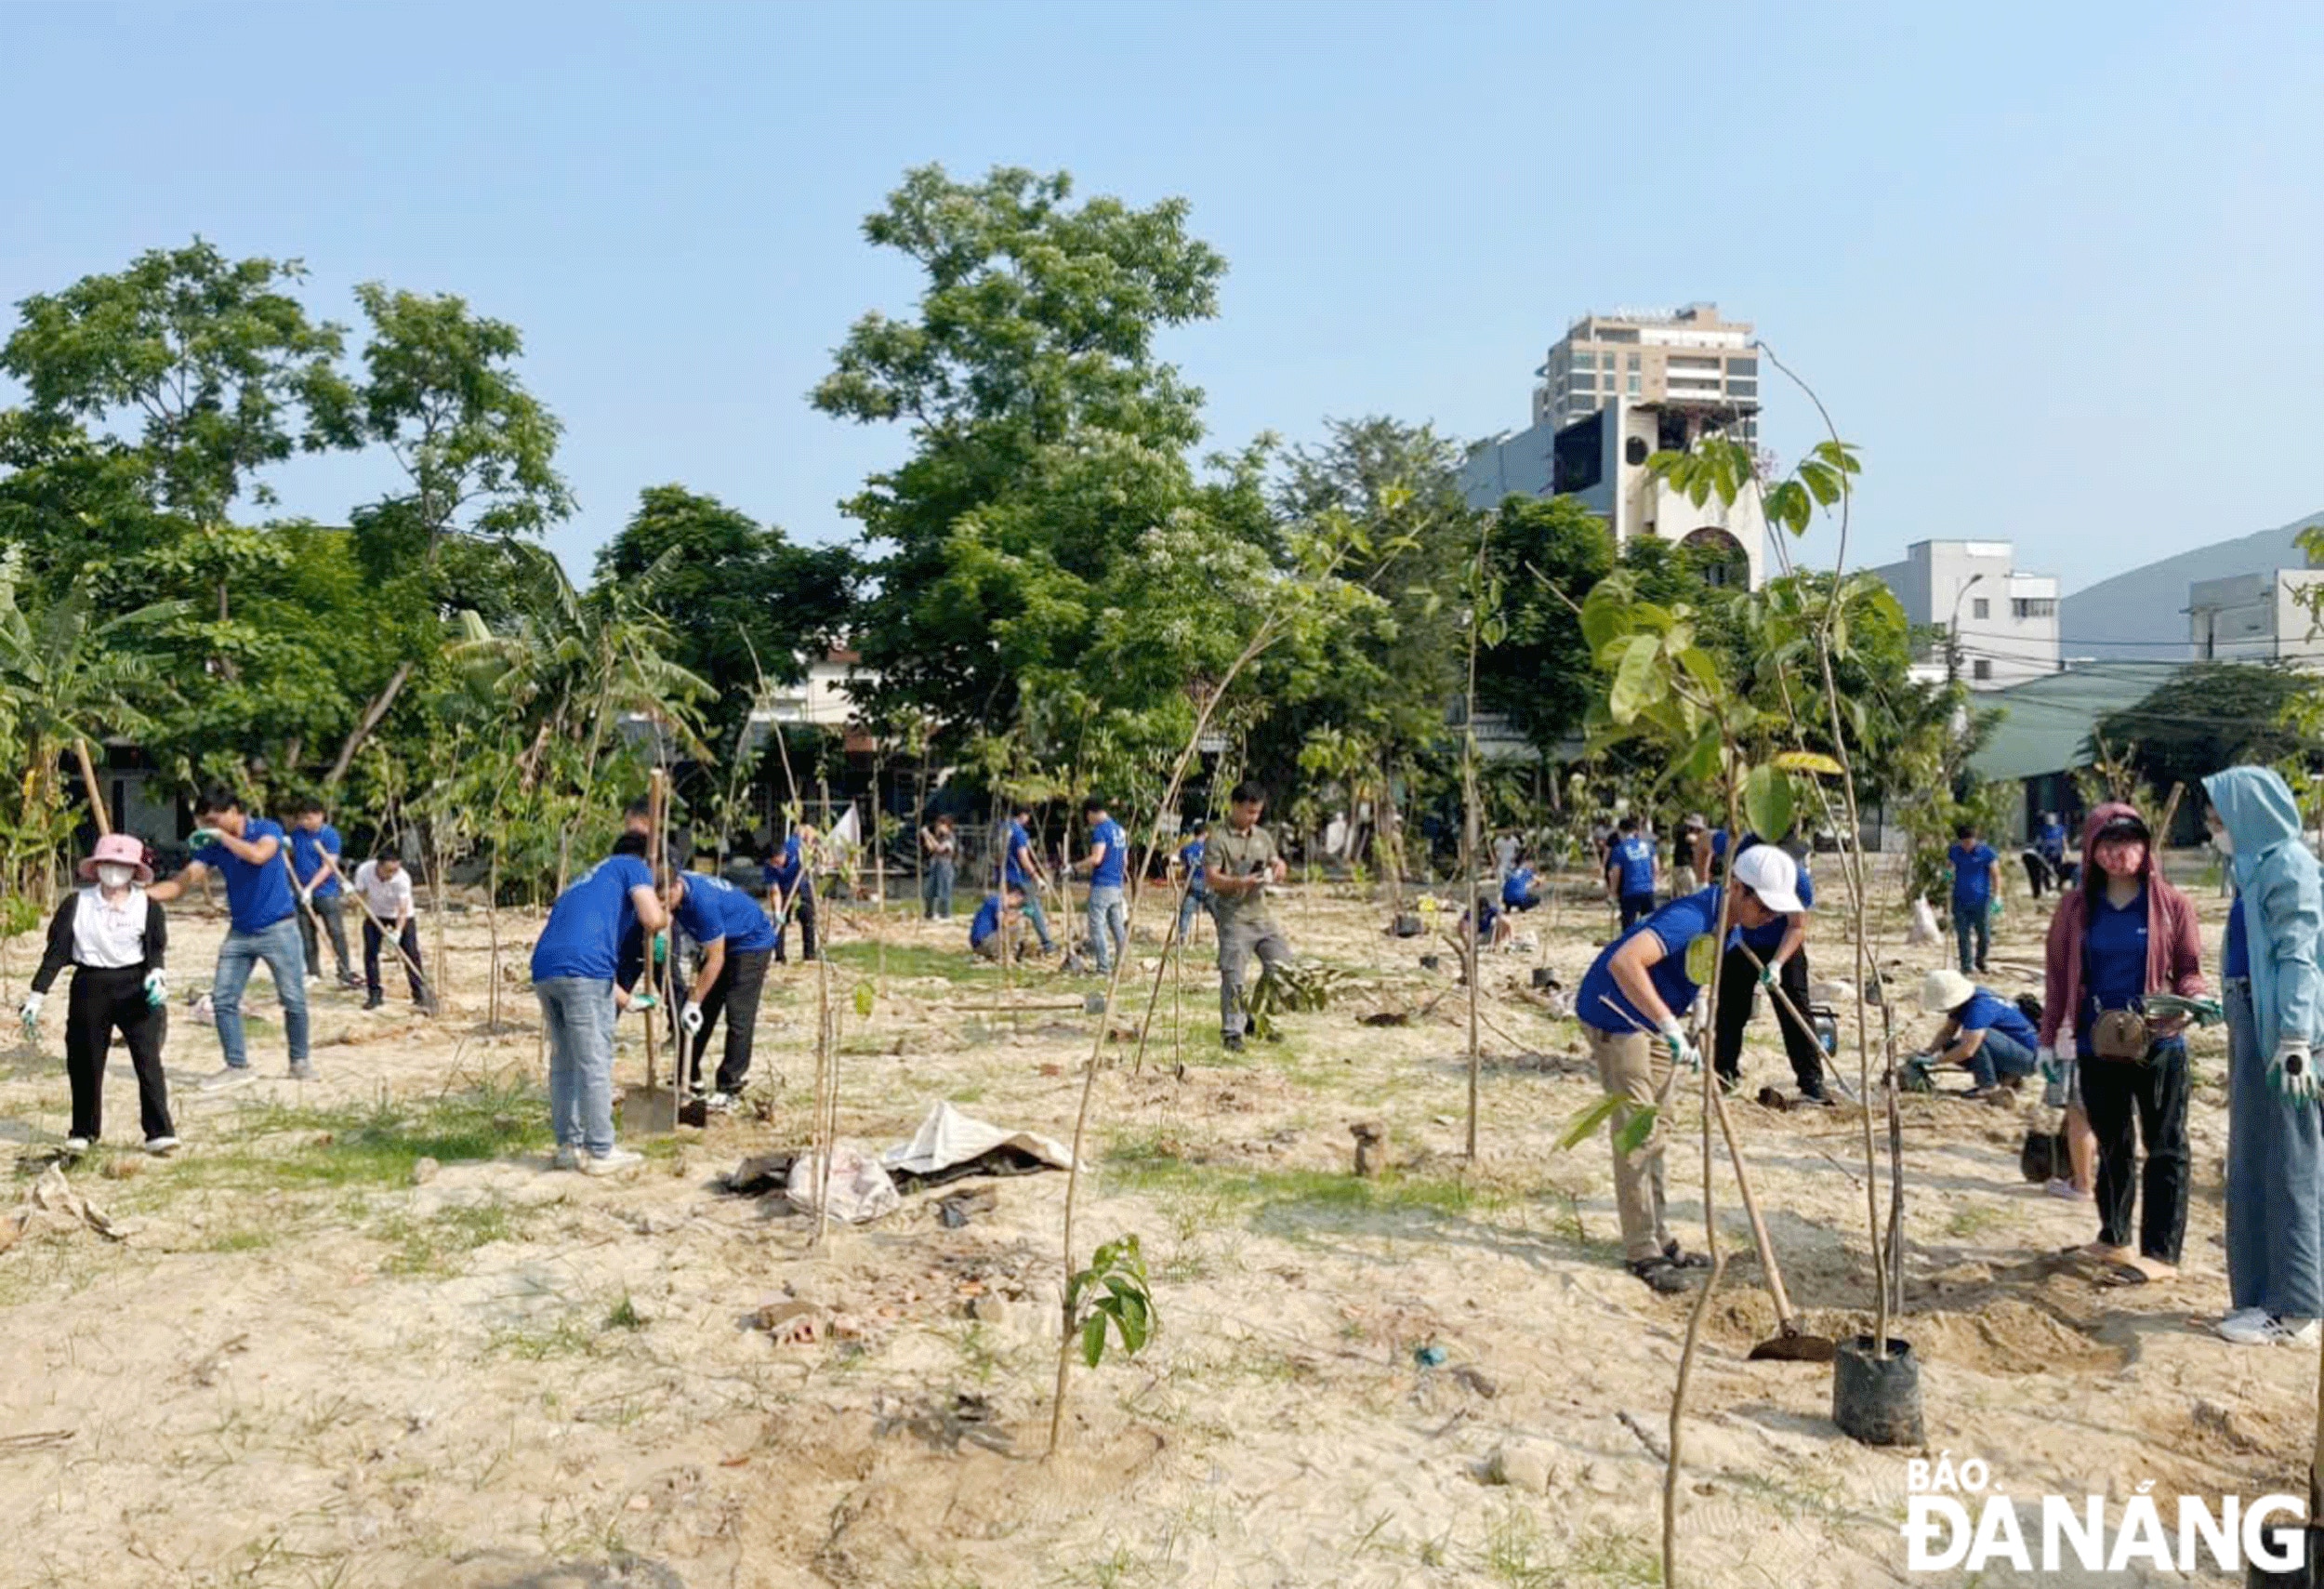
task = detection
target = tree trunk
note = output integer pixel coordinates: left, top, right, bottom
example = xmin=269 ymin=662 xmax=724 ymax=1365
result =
xmin=325 ymin=661 xmax=416 ymax=788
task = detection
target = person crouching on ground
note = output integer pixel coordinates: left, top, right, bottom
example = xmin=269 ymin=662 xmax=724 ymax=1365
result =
xmin=971 ymin=885 xmax=1028 ymax=961
xmin=2204 ymin=766 xmax=2324 ymax=1345
xmin=351 ymin=852 xmax=429 ymax=1013
xmin=1913 ymin=969 xmax=2040 ymax=1098
xmin=1576 ymin=844 xmax=1805 ymax=1293
xmin=1207 ymin=782 xmax=1291 ymax=1054
xmin=1502 ymin=853 xmax=1543 ymax=918
xmin=530 ymin=832 xmax=668 ymax=1176
xmin=20 ymin=833 xmax=175 ymax=1156
xmin=2038 ymin=802 xmax=2204 ymax=1282
xmin=667 ymin=869 xmax=777 ymax=1112
xmin=148 ymin=786 xmax=311 ymax=1090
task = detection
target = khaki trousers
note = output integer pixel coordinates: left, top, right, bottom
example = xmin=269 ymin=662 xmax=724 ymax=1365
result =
xmin=1590 ymin=1026 xmax=1675 ymax=1263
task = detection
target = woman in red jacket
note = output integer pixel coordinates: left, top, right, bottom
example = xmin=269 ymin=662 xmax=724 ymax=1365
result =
xmin=2039 ymin=803 xmax=2205 ymax=1282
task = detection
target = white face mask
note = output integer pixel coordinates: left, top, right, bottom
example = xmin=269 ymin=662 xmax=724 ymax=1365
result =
xmin=2212 ymin=827 xmax=2235 ymax=857
xmin=97 ymin=863 xmax=135 ymax=889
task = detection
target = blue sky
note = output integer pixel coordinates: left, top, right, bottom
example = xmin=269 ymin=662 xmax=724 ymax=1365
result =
xmin=3 ymin=2 xmax=2318 ymax=593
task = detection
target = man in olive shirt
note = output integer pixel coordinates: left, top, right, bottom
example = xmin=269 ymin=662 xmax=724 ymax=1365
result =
xmin=1206 ymin=782 xmax=1294 ymax=1053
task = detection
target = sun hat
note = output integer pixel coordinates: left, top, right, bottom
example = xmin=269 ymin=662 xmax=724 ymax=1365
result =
xmin=77 ymin=831 xmax=153 ymax=887
xmin=1919 ymin=968 xmax=1976 ymax=1013
xmin=1683 ymin=813 xmax=1709 ymax=831
xmin=1730 ymin=843 xmax=1806 ymax=915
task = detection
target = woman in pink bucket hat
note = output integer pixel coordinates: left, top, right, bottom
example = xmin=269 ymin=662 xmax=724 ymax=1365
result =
xmin=19 ymin=832 xmax=176 ymax=1155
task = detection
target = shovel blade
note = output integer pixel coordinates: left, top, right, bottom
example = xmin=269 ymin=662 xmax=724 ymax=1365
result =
xmin=1749 ymin=1331 xmax=1839 ymax=1364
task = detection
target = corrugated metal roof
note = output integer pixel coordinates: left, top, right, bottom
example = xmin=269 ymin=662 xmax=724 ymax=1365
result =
xmin=1969 ymin=661 xmax=2185 ymax=783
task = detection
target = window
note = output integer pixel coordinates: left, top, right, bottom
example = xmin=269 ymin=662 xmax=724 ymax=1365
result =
xmin=1972 ymin=598 xmax=1990 ymax=619
xmin=1668 ymin=354 xmax=1721 ymax=373
xmin=1597 ymin=327 xmax=1640 ymax=343
xmin=2013 ymin=597 xmax=2056 ymax=619
xmin=1972 ymin=659 xmax=1993 ymax=682
xmin=1571 ymin=351 xmax=1597 ymax=371
xmin=1725 ymin=378 xmax=1758 ymax=397
xmin=1726 ymin=356 xmax=1759 ymax=378
xmin=1627 ymin=373 xmax=1641 ymax=395
xmin=1627 ymin=352 xmax=1641 ymax=371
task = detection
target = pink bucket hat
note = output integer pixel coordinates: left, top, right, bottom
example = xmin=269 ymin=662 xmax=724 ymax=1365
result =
xmin=77 ymin=832 xmax=153 ymax=887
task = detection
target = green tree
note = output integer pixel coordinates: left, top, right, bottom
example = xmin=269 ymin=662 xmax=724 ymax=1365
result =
xmin=1477 ymin=493 xmax=1617 ymax=754
xmin=2098 ymin=662 xmax=2312 ymax=814
xmin=594 ymin=485 xmax=857 ymax=741
xmin=812 ymin=164 xmax=1226 ymax=737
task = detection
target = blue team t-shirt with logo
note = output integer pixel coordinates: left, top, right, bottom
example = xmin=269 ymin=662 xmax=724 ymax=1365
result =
xmin=971 ymin=894 xmax=1005 ymax=948
xmin=1180 ymin=837 xmax=1207 ymax=892
xmin=1610 ymin=834 xmax=1656 ymax=899
xmin=1089 ymin=817 xmax=1128 ymax=888
xmin=1956 ymin=988 xmax=2039 ymax=1051
xmin=1005 ymin=821 xmax=1037 ymax=889
xmin=1949 ymin=841 xmax=1999 ymax=910
xmin=288 ymin=823 xmax=344 ymax=898
xmin=196 ymin=818 xmax=299 ymax=935
xmin=1578 ymin=886 xmax=1724 ymax=1036
xmin=2077 ymin=884 xmax=2151 ymax=1054
xmin=674 ymin=872 xmax=776 ymax=955
xmin=532 ymin=854 xmax=656 ymax=982
xmin=1502 ymin=866 xmax=1537 ymax=908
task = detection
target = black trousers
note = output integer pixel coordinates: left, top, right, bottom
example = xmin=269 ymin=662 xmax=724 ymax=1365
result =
xmin=1618 ymin=893 xmax=1655 ymax=932
xmin=617 ymin=925 xmax=690 ymax=1039
xmin=774 ymin=884 xmax=818 ymax=962
xmin=66 ymin=964 xmax=172 ymax=1142
xmin=687 ymin=947 xmax=772 ymax=1094
xmin=2024 ymin=853 xmax=2055 ymax=898
xmin=2082 ymin=1039 xmax=2191 ymax=1264
xmin=299 ymin=894 xmax=354 ymax=981
xmin=1713 ymin=942 xmax=1826 ymax=1097
xmin=363 ymin=918 xmax=426 ymax=1003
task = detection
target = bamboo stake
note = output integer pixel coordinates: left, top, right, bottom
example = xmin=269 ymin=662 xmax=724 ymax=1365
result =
xmin=1129 ymin=867 xmax=1194 ymax=1076
xmin=643 ymin=772 xmax=665 ymax=1097
xmin=73 ymin=741 xmax=109 ymax=837
xmin=812 ymin=949 xmax=837 ymax=1251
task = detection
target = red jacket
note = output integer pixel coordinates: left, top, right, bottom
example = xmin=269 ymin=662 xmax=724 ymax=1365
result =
xmin=2039 ymin=801 xmax=2206 ymax=1049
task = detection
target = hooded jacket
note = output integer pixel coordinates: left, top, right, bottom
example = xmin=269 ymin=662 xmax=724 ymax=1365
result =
xmin=2039 ymin=801 xmax=2205 ymax=1050
xmin=2202 ymin=765 xmax=2324 ymax=1052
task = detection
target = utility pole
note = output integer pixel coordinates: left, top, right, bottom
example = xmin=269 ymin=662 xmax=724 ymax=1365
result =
xmin=1947 ymin=572 xmax=1987 ymax=685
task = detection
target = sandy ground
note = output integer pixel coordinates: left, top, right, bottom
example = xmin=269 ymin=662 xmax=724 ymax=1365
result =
xmin=0 ymin=864 xmax=2303 ymax=1589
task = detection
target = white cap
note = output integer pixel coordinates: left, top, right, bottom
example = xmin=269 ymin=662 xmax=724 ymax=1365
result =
xmin=1919 ymin=968 xmax=1976 ymax=1013
xmin=1731 ymin=843 xmax=1806 ymax=915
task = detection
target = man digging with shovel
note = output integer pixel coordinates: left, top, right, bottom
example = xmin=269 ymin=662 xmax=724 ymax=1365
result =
xmin=1575 ymin=845 xmax=1803 ymax=1293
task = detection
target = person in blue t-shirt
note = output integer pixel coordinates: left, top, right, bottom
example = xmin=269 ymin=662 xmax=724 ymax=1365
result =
xmin=1502 ymin=857 xmax=1541 ymax=914
xmin=1071 ymin=797 xmax=1131 ymax=973
xmin=1712 ymin=836 xmax=1826 ymax=1102
xmin=2026 ymin=810 xmax=2072 ymax=898
xmin=971 ymin=884 xmax=1029 ymax=961
xmin=150 ymin=786 xmax=311 ymax=1090
xmin=1001 ymin=805 xmax=1057 ymax=954
xmin=1914 ymin=969 xmax=2040 ymax=1094
xmin=532 ymin=833 xmax=668 ymax=1174
xmin=1603 ymin=816 xmax=1659 ymax=930
xmin=1577 ymin=845 xmax=1804 ymax=1292
xmin=289 ymin=798 xmax=359 ymax=990
xmin=668 ymin=871 xmax=778 ymax=1107
xmin=1948 ymin=822 xmax=2002 ymax=974
xmin=761 ymin=823 xmax=820 ymax=963
xmin=1170 ymin=820 xmax=1211 ymax=945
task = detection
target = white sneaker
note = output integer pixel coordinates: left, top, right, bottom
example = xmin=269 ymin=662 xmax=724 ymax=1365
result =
xmin=62 ymin=1136 xmax=90 ymax=1153
xmin=582 ymin=1146 xmax=644 ymax=1177
xmin=2219 ymin=1312 xmax=2319 ymax=1346
xmin=549 ymin=1145 xmax=580 ymax=1172
xmin=145 ymin=1136 xmax=179 ymax=1157
xmin=200 ymin=1066 xmax=255 ymax=1092
xmin=704 ymin=1092 xmax=733 ymax=1114
xmin=2216 ymin=1306 xmax=2269 ymax=1339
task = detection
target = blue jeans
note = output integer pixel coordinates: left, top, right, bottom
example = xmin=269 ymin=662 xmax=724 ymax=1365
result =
xmin=536 ymin=977 xmax=617 ymax=1157
xmin=1087 ymin=884 xmax=1128 ymax=972
xmin=1174 ymin=887 xmax=1210 ymax=943
xmin=212 ymin=915 xmax=310 ymax=1069
xmin=922 ymin=859 xmax=955 ymax=919
xmin=2225 ymin=978 xmax=2324 ymax=1318
xmin=1970 ymin=1028 xmax=2039 ymax=1090
xmin=1955 ymin=907 xmax=1989 ymax=973
xmin=1015 ymin=887 xmax=1055 ymax=950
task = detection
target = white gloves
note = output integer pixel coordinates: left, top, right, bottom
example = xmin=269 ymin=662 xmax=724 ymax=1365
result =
xmin=680 ymin=1000 xmax=705 ymax=1036
xmin=19 ymin=991 xmax=43 ymax=1036
xmin=2271 ymin=1040 xmax=2319 ymax=1103
xmin=1657 ymin=1016 xmax=1700 ymax=1074
xmin=143 ymin=970 xmax=167 ymax=1009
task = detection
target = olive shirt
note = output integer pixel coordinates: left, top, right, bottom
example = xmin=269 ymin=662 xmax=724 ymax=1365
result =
xmin=1206 ymin=823 xmax=1282 ymax=929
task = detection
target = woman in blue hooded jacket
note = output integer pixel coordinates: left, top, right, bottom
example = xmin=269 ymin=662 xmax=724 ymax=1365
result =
xmin=2202 ymin=766 xmax=2324 ymax=1346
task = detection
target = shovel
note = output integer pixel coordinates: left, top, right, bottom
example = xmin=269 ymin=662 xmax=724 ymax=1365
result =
xmin=1709 ymin=1079 xmax=1838 ymax=1362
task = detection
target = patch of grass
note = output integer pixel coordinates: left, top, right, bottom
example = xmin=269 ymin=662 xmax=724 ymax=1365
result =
xmin=377 ymin=1198 xmax=530 ymax=1278
xmin=152 ymin=1077 xmax=554 ymax=1200
xmin=1563 ymin=1526 xmax=1661 ymax=1586
xmin=204 ymin=1224 xmax=279 ymax=1254
xmin=604 ymin=1291 xmax=646 ymax=1331
xmin=489 ymin=1315 xmax=597 ymax=1360
xmin=1945 ymin=1203 xmax=2010 ymax=1239
xmin=1481 ymin=1505 xmax=1559 ymax=1587
xmin=824 ymin=941 xmax=1001 ymax=986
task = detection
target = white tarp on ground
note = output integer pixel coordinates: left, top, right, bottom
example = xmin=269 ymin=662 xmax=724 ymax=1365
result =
xmin=880 ymin=1101 xmax=1079 ymax=1179
xmin=786 ymin=1142 xmax=902 ymax=1225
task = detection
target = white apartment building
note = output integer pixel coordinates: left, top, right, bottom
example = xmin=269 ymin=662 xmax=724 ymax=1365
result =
xmin=1534 ymin=303 xmax=1760 ymax=446
xmin=2187 ymin=570 xmax=2324 ymax=665
xmin=1868 ymin=540 xmax=2061 ymax=690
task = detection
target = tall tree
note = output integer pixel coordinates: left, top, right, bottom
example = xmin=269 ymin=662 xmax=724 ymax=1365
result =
xmin=812 ymin=164 xmax=1227 ymax=738
xmin=595 ymin=485 xmax=857 ymax=741
xmin=2099 ymin=662 xmax=2312 ymax=812
xmin=1477 ymin=493 xmax=1618 ymax=754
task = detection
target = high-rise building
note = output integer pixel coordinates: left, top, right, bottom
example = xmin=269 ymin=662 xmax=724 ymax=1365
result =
xmin=1533 ymin=303 xmax=1759 ymax=446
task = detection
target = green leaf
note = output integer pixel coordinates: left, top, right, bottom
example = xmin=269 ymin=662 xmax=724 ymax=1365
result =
xmin=1608 ymin=633 xmax=1663 ymax=723
xmin=1081 ymin=1313 xmax=1108 ymax=1369
xmin=852 ymin=979 xmax=876 ymax=1020
xmin=1774 ymin=750 xmax=1845 ymax=776
xmin=1555 ymin=1093 xmax=1625 ymax=1151
xmin=1743 ymin=762 xmax=1795 ymax=842
xmin=1579 ymin=584 xmax=1628 ymax=657
xmin=1613 ymin=1106 xmax=1658 ymax=1156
